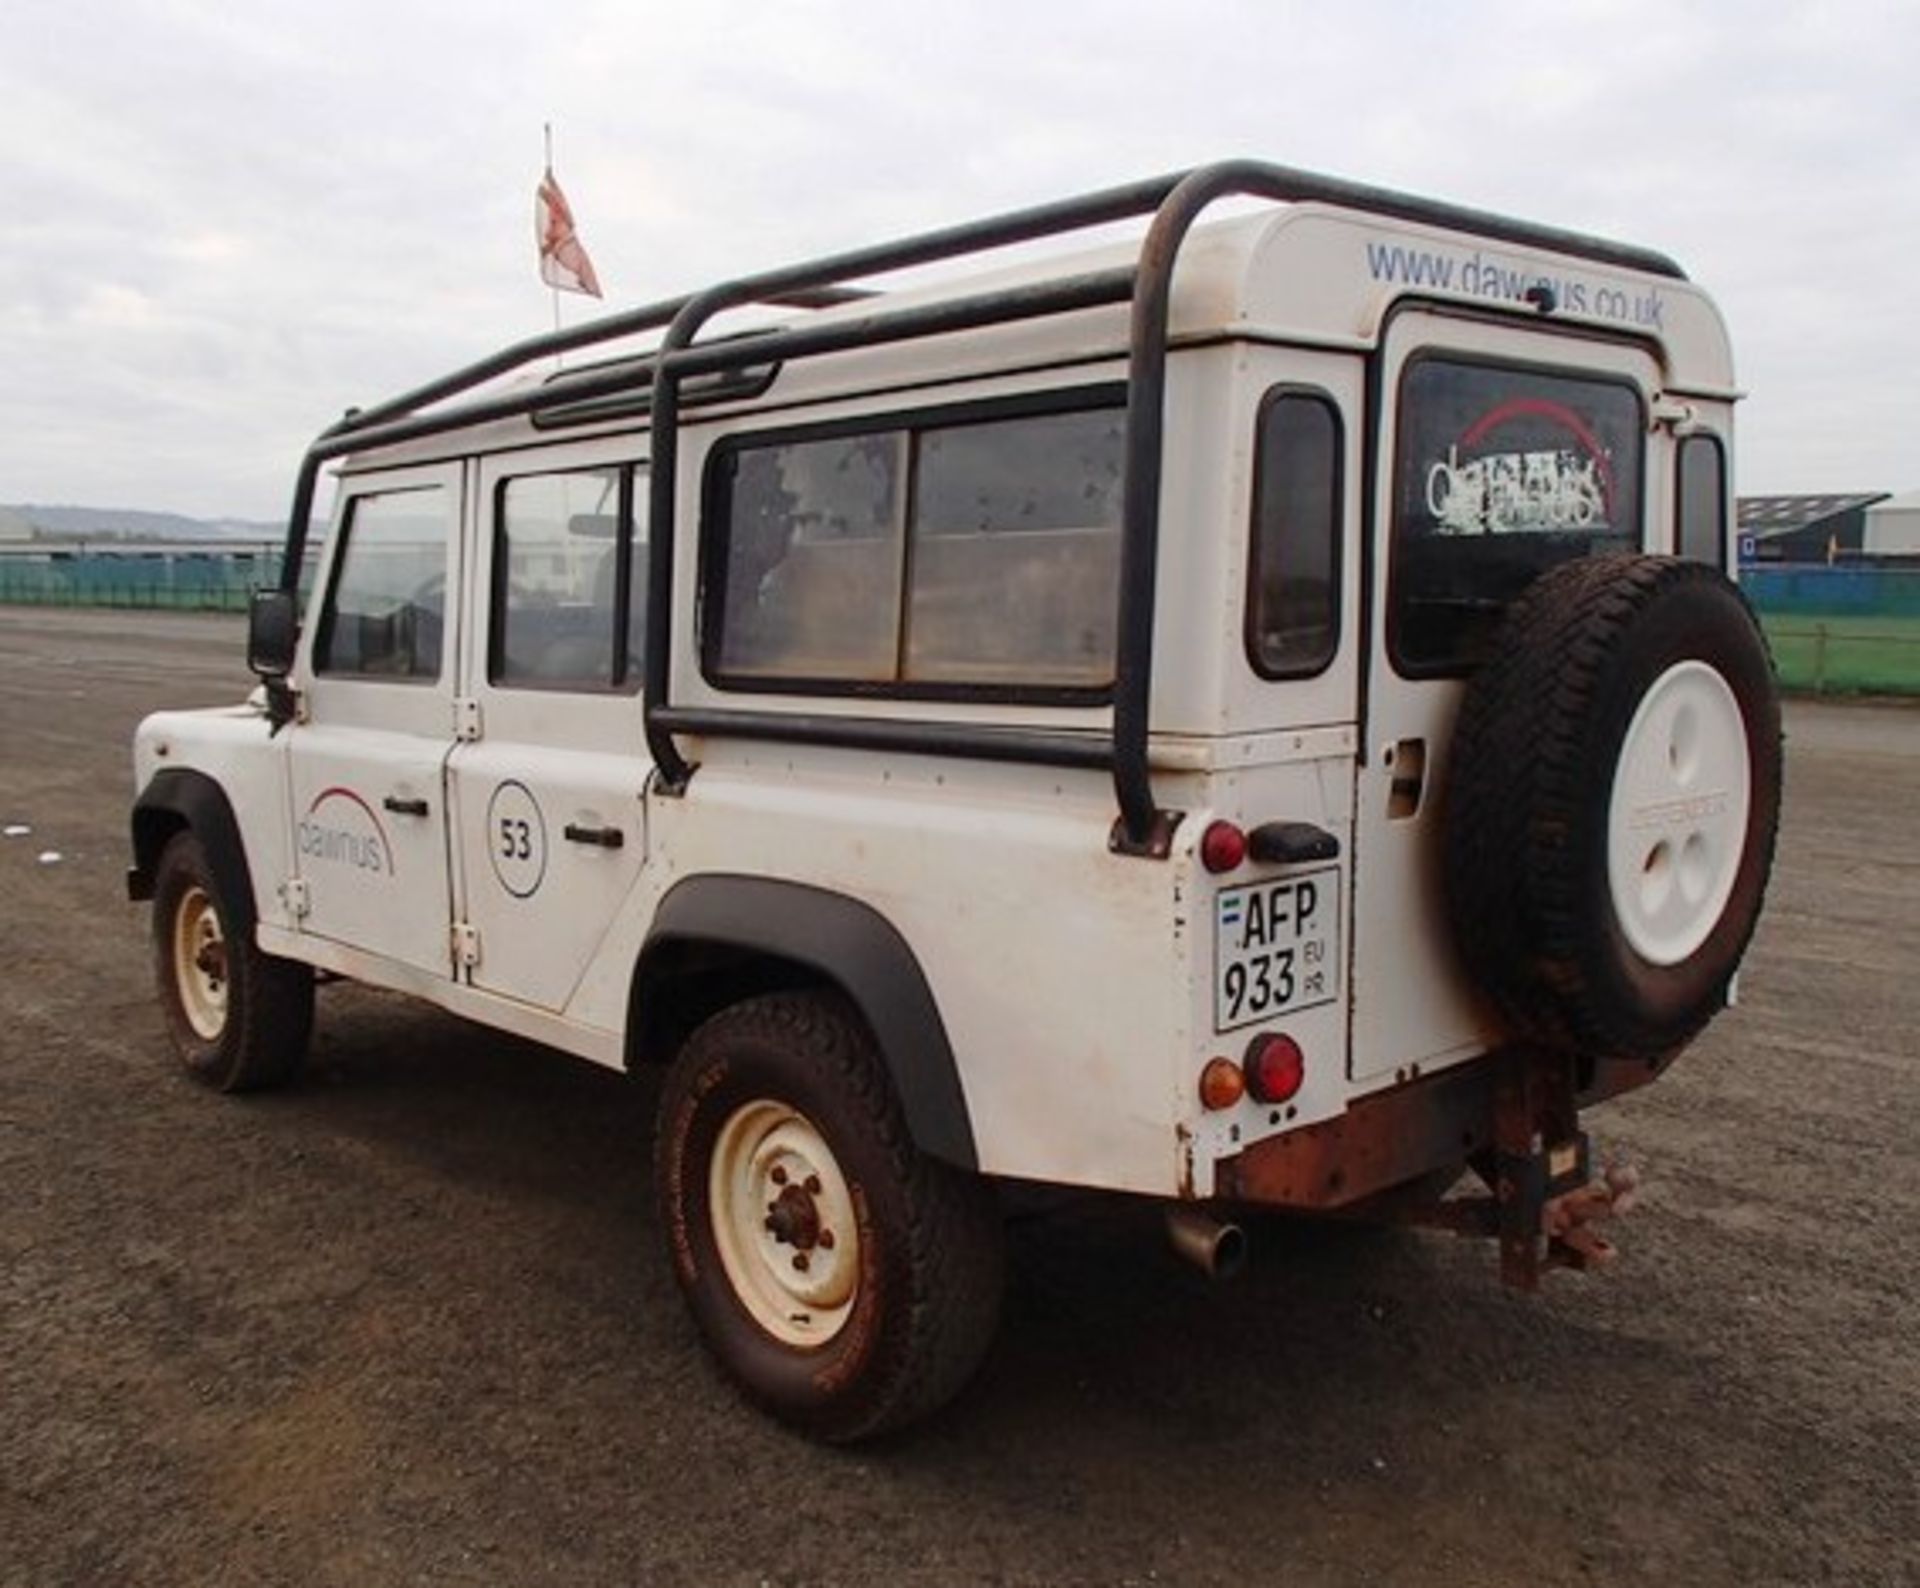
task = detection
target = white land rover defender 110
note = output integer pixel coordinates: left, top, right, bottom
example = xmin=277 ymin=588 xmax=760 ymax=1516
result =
xmin=130 ymin=161 xmax=1779 ymax=1441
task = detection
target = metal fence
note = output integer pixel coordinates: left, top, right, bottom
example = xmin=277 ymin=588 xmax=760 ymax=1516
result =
xmin=1742 ymin=562 xmax=1920 ymax=619
xmin=0 ymin=547 xmax=287 ymax=612
xmin=1757 ymin=617 xmax=1920 ymax=696
xmin=1745 ymin=564 xmax=1920 ymax=696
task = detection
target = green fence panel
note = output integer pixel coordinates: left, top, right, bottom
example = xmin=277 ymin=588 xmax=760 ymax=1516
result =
xmin=1760 ymin=615 xmax=1920 ymax=696
xmin=1745 ymin=565 xmax=1920 ymax=695
xmin=0 ymin=550 xmax=283 ymax=612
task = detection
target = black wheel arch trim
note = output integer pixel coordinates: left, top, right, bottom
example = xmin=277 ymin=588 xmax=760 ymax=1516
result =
xmin=634 ymin=875 xmax=978 ymax=1170
xmin=128 ymin=769 xmax=257 ymax=930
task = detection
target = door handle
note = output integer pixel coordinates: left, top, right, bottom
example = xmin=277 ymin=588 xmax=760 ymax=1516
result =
xmin=383 ymin=795 xmax=430 ymax=817
xmin=563 ymin=822 xmax=624 ymax=849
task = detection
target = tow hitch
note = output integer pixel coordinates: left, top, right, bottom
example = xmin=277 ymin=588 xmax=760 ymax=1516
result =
xmin=1406 ymin=1048 xmax=1642 ymax=1289
xmin=1217 ymin=1045 xmax=1652 ymax=1289
xmin=1542 ymin=1161 xmax=1642 ymax=1270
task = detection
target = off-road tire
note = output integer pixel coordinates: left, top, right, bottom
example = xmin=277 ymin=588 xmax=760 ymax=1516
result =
xmin=655 ymin=990 xmax=1004 ymax=1443
xmin=153 ymin=830 xmax=314 ymax=1091
xmin=1443 ymin=555 xmax=1781 ymax=1060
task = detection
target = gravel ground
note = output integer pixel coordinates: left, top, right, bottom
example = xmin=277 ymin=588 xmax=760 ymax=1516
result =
xmin=1 ymin=605 xmax=1915 ymax=1587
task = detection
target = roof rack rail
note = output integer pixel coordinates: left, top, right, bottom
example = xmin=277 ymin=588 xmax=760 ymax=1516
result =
xmin=275 ymin=158 xmax=1686 ymax=853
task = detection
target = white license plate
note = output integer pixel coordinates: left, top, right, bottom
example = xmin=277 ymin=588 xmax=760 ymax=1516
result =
xmin=1214 ymin=868 xmax=1340 ymax=1032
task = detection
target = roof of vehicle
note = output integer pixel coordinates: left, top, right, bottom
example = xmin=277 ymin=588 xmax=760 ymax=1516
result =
xmin=331 ymin=195 xmax=1733 ymax=477
xmin=272 ymin=160 xmax=1741 ymax=850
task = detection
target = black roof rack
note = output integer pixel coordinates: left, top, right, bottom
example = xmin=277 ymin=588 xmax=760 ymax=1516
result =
xmin=275 ymin=158 xmax=1686 ymax=854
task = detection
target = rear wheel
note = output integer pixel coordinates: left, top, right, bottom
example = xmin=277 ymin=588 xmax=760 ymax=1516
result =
xmin=153 ymin=831 xmax=313 ymax=1091
xmin=655 ymin=991 xmax=1003 ymax=1442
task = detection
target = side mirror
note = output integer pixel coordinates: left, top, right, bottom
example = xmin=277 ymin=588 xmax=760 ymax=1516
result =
xmin=247 ymin=588 xmax=298 ymax=678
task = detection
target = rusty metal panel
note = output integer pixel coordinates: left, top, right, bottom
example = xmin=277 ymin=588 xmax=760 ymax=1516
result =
xmin=1216 ymin=1059 xmax=1493 ymax=1208
xmin=1212 ymin=1039 xmax=1672 ymax=1213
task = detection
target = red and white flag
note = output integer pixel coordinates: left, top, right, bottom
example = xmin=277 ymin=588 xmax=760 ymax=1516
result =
xmin=535 ymin=167 xmax=602 ymax=298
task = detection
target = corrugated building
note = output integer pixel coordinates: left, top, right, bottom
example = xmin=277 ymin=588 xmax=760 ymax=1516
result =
xmin=1863 ymin=490 xmax=1920 ymax=557
xmin=1737 ymin=493 xmax=1888 ymax=563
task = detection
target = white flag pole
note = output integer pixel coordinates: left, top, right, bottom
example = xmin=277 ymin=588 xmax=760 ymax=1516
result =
xmin=544 ymin=122 xmax=562 ymax=359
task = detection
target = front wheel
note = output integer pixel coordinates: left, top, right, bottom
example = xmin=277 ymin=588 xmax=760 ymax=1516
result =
xmin=654 ymin=991 xmax=1003 ymax=1442
xmin=153 ymin=831 xmax=313 ymax=1091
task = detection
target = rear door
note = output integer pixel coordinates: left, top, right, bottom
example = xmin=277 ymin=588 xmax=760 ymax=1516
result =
xmin=445 ymin=446 xmax=651 ymax=1014
xmin=1349 ymin=310 xmax=1661 ymax=1084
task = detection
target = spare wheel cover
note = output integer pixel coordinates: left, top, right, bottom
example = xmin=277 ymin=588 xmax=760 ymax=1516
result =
xmin=1605 ymin=658 xmax=1752 ymax=967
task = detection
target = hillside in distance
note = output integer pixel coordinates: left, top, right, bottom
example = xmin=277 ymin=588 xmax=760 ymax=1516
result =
xmin=3 ymin=505 xmax=286 ymax=542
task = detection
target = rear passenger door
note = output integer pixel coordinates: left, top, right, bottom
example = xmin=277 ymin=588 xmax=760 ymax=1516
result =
xmin=445 ymin=447 xmax=650 ymax=1015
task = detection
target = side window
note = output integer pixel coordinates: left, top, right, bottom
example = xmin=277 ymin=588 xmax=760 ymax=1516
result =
xmin=1246 ymin=390 xmax=1341 ymax=678
xmin=907 ymin=408 xmax=1123 ymax=686
xmin=492 ymin=466 xmax=647 ymax=691
xmin=706 ymin=394 xmax=1124 ymax=695
xmin=1391 ymin=357 xmax=1644 ymax=674
xmin=1676 ymin=434 xmax=1727 ymax=567
xmin=314 ymin=487 xmax=450 ymax=681
xmin=714 ymin=435 xmax=904 ymax=681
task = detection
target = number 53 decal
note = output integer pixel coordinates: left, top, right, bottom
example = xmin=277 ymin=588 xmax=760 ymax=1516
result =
xmin=485 ymin=780 xmax=547 ymax=898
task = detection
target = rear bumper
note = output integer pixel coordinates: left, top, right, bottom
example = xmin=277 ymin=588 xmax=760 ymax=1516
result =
xmin=1214 ymin=1050 xmax=1664 ymax=1210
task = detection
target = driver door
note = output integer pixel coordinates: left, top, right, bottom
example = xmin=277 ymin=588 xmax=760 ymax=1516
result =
xmin=287 ymin=463 xmax=464 ymax=978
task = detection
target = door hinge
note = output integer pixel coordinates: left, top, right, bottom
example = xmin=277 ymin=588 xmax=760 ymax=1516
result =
xmin=451 ymin=922 xmax=482 ymax=969
xmin=1650 ymin=394 xmax=1700 ymax=435
xmin=282 ymin=878 xmax=311 ymax=919
xmin=454 ymin=696 xmax=483 ymax=741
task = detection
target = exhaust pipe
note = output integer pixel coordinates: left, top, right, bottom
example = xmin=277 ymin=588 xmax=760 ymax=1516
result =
xmin=1165 ymin=1205 xmax=1248 ymax=1280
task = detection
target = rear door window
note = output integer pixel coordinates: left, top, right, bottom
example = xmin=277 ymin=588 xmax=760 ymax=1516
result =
xmin=492 ymin=466 xmax=648 ymax=691
xmin=1390 ymin=356 xmax=1643 ymax=673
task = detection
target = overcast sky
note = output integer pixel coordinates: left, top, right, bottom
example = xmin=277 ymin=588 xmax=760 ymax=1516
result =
xmin=3 ymin=0 xmax=1915 ymax=520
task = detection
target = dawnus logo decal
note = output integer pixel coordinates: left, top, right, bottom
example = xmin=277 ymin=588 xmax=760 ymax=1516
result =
xmin=1424 ymin=397 xmax=1615 ymax=538
xmin=299 ymin=787 xmax=394 ymax=877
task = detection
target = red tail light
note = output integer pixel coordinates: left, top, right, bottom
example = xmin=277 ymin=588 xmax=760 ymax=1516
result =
xmin=1200 ymin=820 xmax=1247 ymax=874
xmin=1243 ymin=1033 xmax=1305 ymax=1104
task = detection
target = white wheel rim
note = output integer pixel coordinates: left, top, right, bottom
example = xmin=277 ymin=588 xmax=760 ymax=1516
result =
xmin=1607 ymin=660 xmax=1751 ymax=967
xmin=708 ymin=1100 xmax=860 ymax=1348
xmin=172 ymin=885 xmax=229 ymax=1040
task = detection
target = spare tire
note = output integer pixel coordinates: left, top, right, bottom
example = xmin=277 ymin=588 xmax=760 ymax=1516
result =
xmin=1443 ymin=554 xmax=1781 ymax=1061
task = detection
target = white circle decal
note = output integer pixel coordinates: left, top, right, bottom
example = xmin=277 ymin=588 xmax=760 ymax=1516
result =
xmin=486 ymin=780 xmax=548 ymax=899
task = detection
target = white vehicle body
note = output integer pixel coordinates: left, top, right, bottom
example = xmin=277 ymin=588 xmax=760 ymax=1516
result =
xmin=131 ymin=164 xmax=1775 ymax=1438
